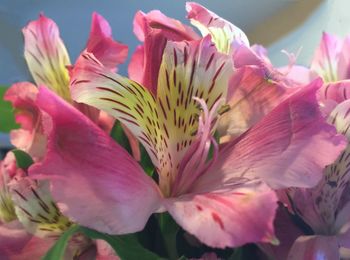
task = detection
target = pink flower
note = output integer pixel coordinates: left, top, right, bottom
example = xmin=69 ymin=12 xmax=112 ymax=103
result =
xmin=5 ymin=12 xmax=128 ymax=159
xmin=29 ymin=22 xmax=346 ymax=248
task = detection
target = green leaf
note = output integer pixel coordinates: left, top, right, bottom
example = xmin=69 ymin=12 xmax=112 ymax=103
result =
xmin=43 ymin=225 xmax=165 ymax=260
xmin=0 ymin=86 xmax=19 ymax=133
xmin=42 ymin=225 xmax=80 ymax=260
xmin=158 ymin=213 xmax=180 ymax=260
xmin=110 ymin=121 xmax=132 ymax=154
xmin=11 ymin=149 xmax=34 ymax=169
xmin=140 ymin=145 xmax=154 ymax=176
xmin=80 ymin=227 xmax=165 ymax=260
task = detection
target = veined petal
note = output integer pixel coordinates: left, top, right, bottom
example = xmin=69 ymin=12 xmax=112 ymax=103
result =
xmin=194 ymin=79 xmax=346 ymax=190
xmin=9 ymin=177 xmax=73 ymax=238
xmin=71 ymin=52 xmax=161 ymax=168
xmin=329 ymin=99 xmax=350 ymax=138
xmin=31 ymin=87 xmax=161 ymax=234
xmin=309 ymin=144 xmax=350 ymax=228
xmin=23 ymin=14 xmax=71 ymax=101
xmin=71 ymin=37 xmax=233 ymax=196
xmin=311 ymin=32 xmax=342 ymax=82
xmin=86 ymin=12 xmax=128 ymax=70
xmin=164 ymin=181 xmax=277 ymax=248
xmin=287 ymin=235 xmax=340 ymax=260
xmin=217 ymin=66 xmax=296 ymax=140
xmin=156 ymin=36 xmax=233 ymax=194
xmin=129 ymin=10 xmax=199 ymax=93
xmin=186 ymin=2 xmax=249 ymax=54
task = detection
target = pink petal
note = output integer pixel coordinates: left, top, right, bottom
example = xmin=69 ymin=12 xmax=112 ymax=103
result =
xmin=86 ymin=12 xmax=128 ymax=70
xmin=287 ymin=235 xmax=340 ymax=260
xmin=4 ymin=82 xmax=46 ymax=160
xmin=0 ymin=220 xmax=56 ymax=260
xmin=311 ymin=32 xmax=342 ymax=82
xmin=22 ymin=14 xmax=71 ymax=101
xmin=338 ymin=36 xmax=350 ymax=80
xmin=128 ymin=45 xmax=144 ymax=84
xmin=186 ymin=2 xmax=249 ymax=53
xmin=217 ymin=66 xmax=297 ymax=140
xmin=30 ymin=87 xmax=161 ymax=234
xmin=129 ymin=10 xmax=198 ymax=93
xmin=319 ymin=80 xmax=350 ymax=105
xmin=195 ymin=78 xmax=346 ymax=190
xmin=164 ymin=181 xmax=277 ymax=248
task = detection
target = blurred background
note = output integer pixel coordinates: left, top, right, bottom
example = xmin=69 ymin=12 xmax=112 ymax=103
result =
xmin=0 ymin=0 xmax=349 ymax=152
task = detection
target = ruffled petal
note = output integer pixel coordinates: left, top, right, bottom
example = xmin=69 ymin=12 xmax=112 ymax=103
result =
xmin=311 ymin=32 xmax=342 ymax=82
xmin=86 ymin=12 xmax=128 ymax=70
xmin=4 ymin=82 xmax=46 ymax=159
xmin=186 ymin=2 xmax=249 ymax=54
xmin=22 ymin=14 xmax=71 ymax=101
xmin=287 ymin=235 xmax=340 ymax=260
xmin=164 ymin=181 xmax=277 ymax=248
xmin=30 ymin=87 xmax=161 ymax=234
xmin=195 ymin=79 xmax=346 ymax=190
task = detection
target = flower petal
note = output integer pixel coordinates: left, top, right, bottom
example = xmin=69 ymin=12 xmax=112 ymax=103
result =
xmin=195 ymin=78 xmax=346 ymax=190
xmin=23 ymin=14 xmax=71 ymax=101
xmin=71 ymin=52 xmax=160 ymax=169
xmin=156 ymin=36 xmax=233 ymax=194
xmin=338 ymin=36 xmax=350 ymax=80
xmin=4 ymin=82 xmax=46 ymax=160
xmin=318 ymin=80 xmax=350 ymax=106
xmin=0 ymin=220 xmax=57 ymax=260
xmin=31 ymin=87 xmax=161 ymax=234
xmin=71 ymin=37 xmax=233 ymax=195
xmin=9 ymin=177 xmax=73 ymax=238
xmin=86 ymin=12 xmax=128 ymax=70
xmin=164 ymin=181 xmax=277 ymax=248
xmin=329 ymin=99 xmax=350 ymax=138
xmin=217 ymin=66 xmax=296 ymax=140
xmin=186 ymin=2 xmax=249 ymax=54
xmin=311 ymin=32 xmax=342 ymax=82
xmin=129 ymin=10 xmax=199 ymax=93
xmin=287 ymin=235 xmax=340 ymax=260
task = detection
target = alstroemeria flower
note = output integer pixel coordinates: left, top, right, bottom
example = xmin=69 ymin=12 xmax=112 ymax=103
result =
xmin=4 ymin=12 xmax=128 ymax=160
xmin=29 ymin=22 xmax=346 ymax=249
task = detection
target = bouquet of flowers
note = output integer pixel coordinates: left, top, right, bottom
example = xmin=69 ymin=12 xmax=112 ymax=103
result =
xmin=1 ymin=2 xmax=350 ymax=259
